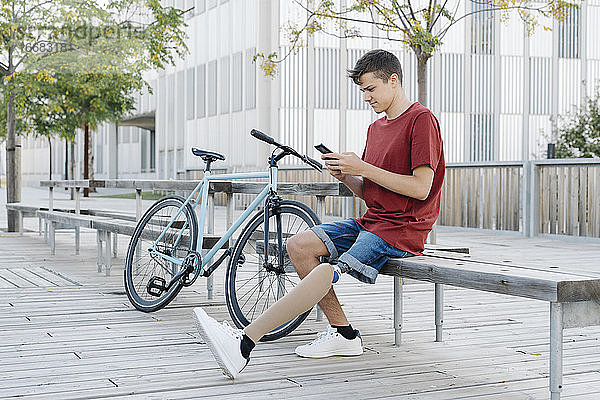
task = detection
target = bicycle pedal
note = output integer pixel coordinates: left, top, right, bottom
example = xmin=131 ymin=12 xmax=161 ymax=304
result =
xmin=147 ymin=276 xmax=167 ymax=297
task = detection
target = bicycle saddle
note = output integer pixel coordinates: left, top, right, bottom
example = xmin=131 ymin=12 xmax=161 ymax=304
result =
xmin=191 ymin=148 xmax=226 ymax=163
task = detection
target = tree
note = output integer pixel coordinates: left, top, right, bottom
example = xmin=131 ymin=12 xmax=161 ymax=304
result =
xmin=554 ymin=87 xmax=600 ymax=158
xmin=1 ymin=0 xmax=188 ymax=230
xmin=258 ymin=0 xmax=578 ymax=106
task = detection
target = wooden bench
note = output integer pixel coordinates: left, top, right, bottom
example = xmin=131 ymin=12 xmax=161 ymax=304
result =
xmin=36 ymin=210 xmax=227 ymax=301
xmin=379 ymin=250 xmax=600 ymax=400
xmin=4 ymin=203 xmax=74 ymax=236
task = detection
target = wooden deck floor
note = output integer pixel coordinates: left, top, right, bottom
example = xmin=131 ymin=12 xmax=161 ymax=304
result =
xmin=1 ymin=193 xmax=600 ymax=399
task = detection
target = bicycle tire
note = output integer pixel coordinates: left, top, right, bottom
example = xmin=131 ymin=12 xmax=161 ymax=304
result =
xmin=225 ymin=200 xmax=321 ymax=341
xmin=124 ymin=196 xmax=198 ymax=312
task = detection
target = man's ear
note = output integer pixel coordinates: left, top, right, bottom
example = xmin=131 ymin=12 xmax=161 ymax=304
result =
xmin=389 ymin=73 xmax=400 ymax=87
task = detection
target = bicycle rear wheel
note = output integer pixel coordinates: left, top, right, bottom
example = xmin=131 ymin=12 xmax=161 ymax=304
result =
xmin=124 ymin=196 xmax=198 ymax=312
xmin=225 ymin=200 xmax=320 ymax=341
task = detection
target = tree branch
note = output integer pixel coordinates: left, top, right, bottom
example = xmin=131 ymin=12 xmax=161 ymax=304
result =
xmin=316 ymin=28 xmax=408 ymax=45
xmin=430 ymin=0 xmax=450 ymax=32
xmin=428 ymin=0 xmax=438 ymax=30
xmin=406 ymin=0 xmax=418 ymax=22
xmin=438 ymin=3 xmax=551 ymax=39
xmin=391 ymin=0 xmax=414 ymax=35
xmin=294 ymin=0 xmax=398 ymax=31
xmin=24 ymin=0 xmax=53 ymax=16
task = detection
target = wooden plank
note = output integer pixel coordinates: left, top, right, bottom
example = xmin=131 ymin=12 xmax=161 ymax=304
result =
xmin=26 ymin=267 xmax=78 ymax=287
xmin=8 ymin=268 xmax=57 ymax=287
xmin=558 ymin=166 xmax=566 ymax=234
xmin=568 ymin=166 xmax=578 ymax=236
xmin=0 ymin=269 xmax=36 ymax=288
xmin=595 ymin=166 xmax=600 ymax=237
xmin=549 ymin=166 xmax=557 ymax=234
xmin=541 ymin=167 xmax=549 ymax=234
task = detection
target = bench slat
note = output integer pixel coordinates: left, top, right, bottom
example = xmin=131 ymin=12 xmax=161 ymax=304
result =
xmin=381 ymin=251 xmax=600 ymax=302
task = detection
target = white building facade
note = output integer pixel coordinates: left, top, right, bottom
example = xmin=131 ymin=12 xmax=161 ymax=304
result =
xmin=14 ymin=0 xmax=600 ymax=185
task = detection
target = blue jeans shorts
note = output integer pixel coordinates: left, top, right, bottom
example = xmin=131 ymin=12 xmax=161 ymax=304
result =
xmin=310 ymin=218 xmax=414 ymax=284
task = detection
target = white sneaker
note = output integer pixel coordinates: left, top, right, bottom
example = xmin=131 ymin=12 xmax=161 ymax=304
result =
xmin=193 ymin=307 xmax=249 ymax=379
xmin=295 ymin=325 xmax=363 ymax=358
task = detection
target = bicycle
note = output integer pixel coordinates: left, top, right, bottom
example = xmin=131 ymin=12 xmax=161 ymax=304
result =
xmin=124 ymin=129 xmax=324 ymax=341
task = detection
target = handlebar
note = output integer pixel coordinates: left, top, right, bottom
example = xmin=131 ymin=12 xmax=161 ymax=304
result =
xmin=250 ymin=129 xmax=322 ymax=172
xmin=251 ymin=129 xmax=278 ymax=146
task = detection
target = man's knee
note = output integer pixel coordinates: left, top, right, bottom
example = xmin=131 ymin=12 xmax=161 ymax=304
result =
xmin=286 ymin=230 xmax=323 ymax=259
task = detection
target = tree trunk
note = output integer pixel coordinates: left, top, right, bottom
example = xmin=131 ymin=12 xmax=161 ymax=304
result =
xmin=69 ymin=140 xmax=75 ymax=200
xmin=64 ymin=138 xmax=68 ymax=180
xmin=48 ymin=137 xmax=52 ymax=180
xmin=88 ymin=129 xmax=95 ymax=193
xmin=5 ymin=84 xmax=21 ymax=232
xmin=416 ymin=52 xmax=431 ymax=107
xmin=83 ymin=124 xmax=89 ymax=197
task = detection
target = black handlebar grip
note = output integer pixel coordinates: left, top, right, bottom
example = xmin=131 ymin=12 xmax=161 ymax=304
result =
xmin=250 ymin=129 xmax=276 ymax=145
xmin=305 ymin=156 xmax=323 ymax=171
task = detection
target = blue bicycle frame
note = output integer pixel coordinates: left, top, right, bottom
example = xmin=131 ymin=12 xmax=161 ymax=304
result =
xmin=148 ymin=166 xmax=279 ymax=275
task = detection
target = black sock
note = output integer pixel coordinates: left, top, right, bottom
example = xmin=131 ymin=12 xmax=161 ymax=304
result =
xmin=240 ymin=334 xmax=255 ymax=359
xmin=332 ymin=324 xmax=357 ymax=340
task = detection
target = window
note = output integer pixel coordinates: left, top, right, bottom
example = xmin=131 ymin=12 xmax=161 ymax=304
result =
xmin=529 ymin=57 xmax=552 ymax=115
xmin=220 ymin=56 xmax=230 ymax=114
xmin=471 ymin=2 xmax=494 ymax=55
xmin=232 ymin=52 xmax=243 ymax=112
xmin=208 ymin=60 xmax=217 ymax=116
xmin=316 ymin=48 xmax=339 ymax=109
xmin=197 ymin=64 xmax=206 ymax=118
xmin=185 ymin=0 xmax=193 ymax=17
xmin=150 ymin=130 xmax=156 ymax=171
xmin=558 ymin=8 xmax=580 ymax=58
xmin=141 ymin=131 xmax=147 ymax=171
xmin=186 ymin=67 xmax=195 ymax=120
xmin=177 ymin=70 xmax=185 ymax=145
xmin=197 ymin=0 xmax=205 ymax=14
xmin=470 ymin=114 xmax=494 ymax=161
xmin=440 ymin=53 xmax=464 ymax=113
xmin=347 ymin=49 xmax=369 ymax=110
xmin=96 ymin=143 xmax=103 ymax=173
xmin=245 ymin=48 xmax=256 ymax=109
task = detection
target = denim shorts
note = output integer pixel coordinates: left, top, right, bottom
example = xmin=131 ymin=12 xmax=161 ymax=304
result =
xmin=311 ymin=218 xmax=414 ymax=284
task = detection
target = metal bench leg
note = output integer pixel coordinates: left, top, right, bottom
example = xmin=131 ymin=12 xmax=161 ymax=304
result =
xmin=44 ymin=219 xmax=48 ymax=242
xmin=550 ymin=302 xmax=564 ymax=400
xmin=105 ymin=232 xmax=112 ymax=276
xmin=394 ymin=276 xmax=403 ymax=346
xmin=435 ymin=283 xmax=444 ymax=342
xmin=50 ymin=222 xmax=56 ymax=255
xmin=316 ymin=305 xmax=324 ymax=322
xmin=97 ymin=231 xmax=103 ymax=273
xmin=112 ymin=233 xmax=118 ymax=258
xmin=38 ymin=216 xmax=42 ymax=236
xmin=203 ymin=249 xmax=213 ymax=300
xmin=17 ymin=211 xmax=23 ymax=235
xmin=75 ymin=227 xmax=80 ymax=255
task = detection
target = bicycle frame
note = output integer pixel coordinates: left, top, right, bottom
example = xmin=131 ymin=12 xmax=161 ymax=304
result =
xmin=149 ymin=166 xmax=279 ymax=275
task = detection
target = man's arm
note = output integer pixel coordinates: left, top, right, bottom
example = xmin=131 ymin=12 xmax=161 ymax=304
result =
xmin=338 ymin=175 xmax=364 ymax=199
xmin=362 ymin=164 xmax=434 ymax=201
xmin=324 ymin=152 xmax=434 ymax=201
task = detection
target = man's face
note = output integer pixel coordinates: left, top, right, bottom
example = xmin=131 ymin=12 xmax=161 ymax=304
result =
xmin=358 ymin=71 xmax=399 ymax=114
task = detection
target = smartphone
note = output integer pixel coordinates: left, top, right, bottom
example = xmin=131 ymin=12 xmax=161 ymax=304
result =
xmin=314 ymin=143 xmax=334 ymax=155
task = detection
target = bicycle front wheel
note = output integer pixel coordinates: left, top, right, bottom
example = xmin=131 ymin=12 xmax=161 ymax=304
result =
xmin=124 ymin=196 xmax=198 ymax=312
xmin=225 ymin=200 xmax=320 ymax=341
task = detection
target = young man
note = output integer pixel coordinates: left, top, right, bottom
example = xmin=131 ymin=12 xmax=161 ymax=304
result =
xmin=193 ymin=49 xmax=445 ymax=379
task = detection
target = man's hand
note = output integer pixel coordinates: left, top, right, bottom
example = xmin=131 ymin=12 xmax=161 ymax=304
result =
xmin=322 ymin=152 xmax=366 ymax=179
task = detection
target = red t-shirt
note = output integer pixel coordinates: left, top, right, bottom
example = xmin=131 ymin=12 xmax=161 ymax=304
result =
xmin=355 ymin=102 xmax=445 ymax=255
